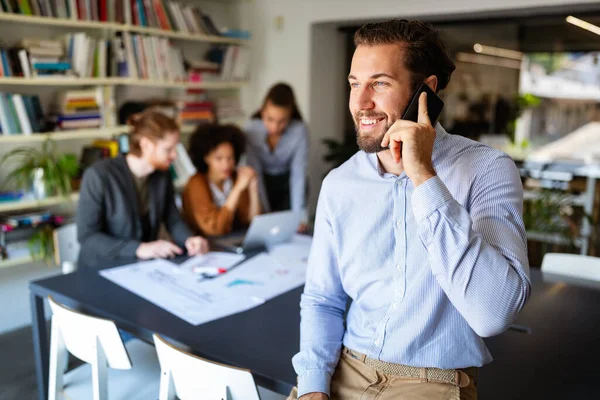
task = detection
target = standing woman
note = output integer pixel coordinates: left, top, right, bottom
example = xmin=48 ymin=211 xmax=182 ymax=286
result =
xmin=245 ymin=83 xmax=309 ymax=223
xmin=76 ymin=110 xmax=209 ymax=269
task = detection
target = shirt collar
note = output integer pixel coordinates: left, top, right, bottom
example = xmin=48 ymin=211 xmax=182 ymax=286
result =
xmin=367 ymin=122 xmax=448 ymax=179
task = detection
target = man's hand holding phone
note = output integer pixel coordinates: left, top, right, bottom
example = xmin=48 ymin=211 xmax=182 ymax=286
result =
xmin=380 ymin=91 xmax=437 ymax=187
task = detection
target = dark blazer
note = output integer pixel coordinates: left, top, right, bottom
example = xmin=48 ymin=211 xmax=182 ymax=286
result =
xmin=76 ymin=156 xmax=192 ymax=269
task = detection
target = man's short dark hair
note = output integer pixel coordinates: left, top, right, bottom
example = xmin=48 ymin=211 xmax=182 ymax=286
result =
xmin=188 ymin=124 xmax=246 ymax=174
xmin=354 ymin=19 xmax=456 ymax=93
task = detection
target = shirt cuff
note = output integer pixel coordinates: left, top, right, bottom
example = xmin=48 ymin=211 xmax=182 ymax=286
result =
xmin=411 ymin=176 xmax=454 ymax=222
xmin=297 ymin=370 xmax=331 ymax=398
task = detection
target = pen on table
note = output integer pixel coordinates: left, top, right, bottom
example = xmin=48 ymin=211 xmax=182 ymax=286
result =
xmin=192 ymin=266 xmax=227 ymax=275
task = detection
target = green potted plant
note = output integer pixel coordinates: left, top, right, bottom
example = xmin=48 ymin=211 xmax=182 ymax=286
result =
xmin=0 ymin=139 xmax=79 ymax=199
xmin=505 ymin=93 xmax=541 ymax=157
xmin=523 ymin=188 xmax=593 ymax=251
xmin=28 ymin=224 xmax=55 ymax=264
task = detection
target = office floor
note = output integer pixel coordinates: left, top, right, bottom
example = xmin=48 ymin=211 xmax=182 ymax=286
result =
xmin=0 ymin=326 xmax=285 ymax=400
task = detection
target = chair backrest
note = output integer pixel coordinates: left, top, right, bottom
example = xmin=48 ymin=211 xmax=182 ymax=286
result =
xmin=48 ymin=297 xmax=132 ymax=400
xmin=541 ymin=253 xmax=600 ymax=282
xmin=153 ymin=334 xmax=260 ymax=400
xmin=53 ymin=223 xmax=80 ymax=269
xmin=48 ymin=296 xmax=131 ymax=369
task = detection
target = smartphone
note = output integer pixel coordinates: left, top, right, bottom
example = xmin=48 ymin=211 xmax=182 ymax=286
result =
xmin=401 ymin=82 xmax=444 ymax=124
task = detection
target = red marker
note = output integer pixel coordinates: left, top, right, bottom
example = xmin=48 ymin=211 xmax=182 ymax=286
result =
xmin=192 ymin=266 xmax=227 ymax=275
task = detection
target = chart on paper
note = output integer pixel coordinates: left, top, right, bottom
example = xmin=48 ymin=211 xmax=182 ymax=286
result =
xmin=100 ymin=242 xmax=311 ymax=325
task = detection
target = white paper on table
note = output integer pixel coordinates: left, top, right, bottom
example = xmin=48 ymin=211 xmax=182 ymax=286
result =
xmin=100 ymin=258 xmax=256 ymax=325
xmin=100 ymin=249 xmax=308 ymax=326
xmin=216 ymin=252 xmax=308 ymax=303
xmin=267 ymin=234 xmax=313 ymax=271
xmin=177 ymin=252 xmax=245 ymax=274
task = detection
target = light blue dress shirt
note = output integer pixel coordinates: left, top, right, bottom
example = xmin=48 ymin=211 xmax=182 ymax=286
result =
xmin=244 ymin=119 xmax=309 ymax=213
xmin=292 ymin=124 xmax=531 ymax=397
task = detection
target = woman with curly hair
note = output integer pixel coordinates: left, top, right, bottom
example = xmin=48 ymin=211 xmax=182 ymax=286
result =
xmin=182 ymin=124 xmax=261 ymax=236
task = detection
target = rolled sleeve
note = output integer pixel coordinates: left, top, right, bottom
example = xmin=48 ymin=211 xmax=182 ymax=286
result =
xmin=411 ymin=175 xmax=453 ymax=222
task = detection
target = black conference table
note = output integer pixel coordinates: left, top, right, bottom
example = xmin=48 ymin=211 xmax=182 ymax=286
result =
xmin=30 ymin=264 xmax=600 ymax=400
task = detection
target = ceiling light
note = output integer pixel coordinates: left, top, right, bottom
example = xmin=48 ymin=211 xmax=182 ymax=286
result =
xmin=566 ymin=16 xmax=600 ymax=36
xmin=472 ymin=43 xmax=523 ymax=60
xmin=456 ymin=52 xmax=522 ymax=69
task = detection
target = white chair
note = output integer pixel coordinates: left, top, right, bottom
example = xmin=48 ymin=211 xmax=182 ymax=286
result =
xmin=53 ymin=223 xmax=80 ymax=274
xmin=153 ymin=334 xmax=261 ymax=400
xmin=47 ymin=296 xmax=161 ymax=400
xmin=541 ymin=253 xmax=600 ymax=282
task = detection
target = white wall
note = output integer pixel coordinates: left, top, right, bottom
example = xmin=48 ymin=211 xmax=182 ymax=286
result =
xmin=238 ymin=0 xmax=599 ymax=212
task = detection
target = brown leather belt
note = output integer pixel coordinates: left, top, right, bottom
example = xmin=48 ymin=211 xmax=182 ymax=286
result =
xmin=343 ymin=347 xmax=474 ymax=388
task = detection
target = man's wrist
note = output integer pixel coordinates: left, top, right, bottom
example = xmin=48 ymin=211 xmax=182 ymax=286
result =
xmin=412 ymin=169 xmax=437 ymax=187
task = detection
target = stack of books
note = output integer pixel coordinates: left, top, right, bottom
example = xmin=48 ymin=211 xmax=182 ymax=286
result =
xmin=177 ymin=100 xmax=215 ymax=127
xmin=19 ymin=38 xmax=70 ymax=78
xmin=55 ymin=89 xmax=102 ymax=130
xmin=0 ymin=93 xmax=44 ymax=135
xmin=187 ymin=59 xmax=220 ymax=83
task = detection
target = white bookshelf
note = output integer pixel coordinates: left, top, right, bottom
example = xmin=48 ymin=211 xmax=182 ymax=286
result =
xmin=0 ymin=77 xmax=122 ymax=86
xmin=0 ymin=77 xmax=248 ymax=89
xmin=0 ymin=13 xmax=249 ymax=45
xmin=0 ymin=193 xmax=79 ymax=213
xmin=0 ymin=126 xmax=127 ymax=143
xmin=116 ymin=79 xmax=248 ymax=90
xmin=124 ymin=25 xmax=248 ymax=45
xmin=0 ymin=3 xmax=248 ymax=219
xmin=0 ymin=12 xmax=121 ymax=30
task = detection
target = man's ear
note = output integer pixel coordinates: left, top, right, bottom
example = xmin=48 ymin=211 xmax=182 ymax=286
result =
xmin=139 ymin=136 xmax=153 ymax=154
xmin=425 ymin=75 xmax=438 ymax=93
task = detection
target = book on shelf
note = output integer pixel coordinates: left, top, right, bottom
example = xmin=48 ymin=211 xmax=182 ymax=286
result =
xmin=0 ymin=0 xmax=241 ymax=40
xmin=0 ymin=92 xmax=44 ymax=135
xmin=0 ymin=29 xmax=245 ymax=84
xmin=116 ymin=31 xmax=185 ymax=81
xmin=219 ymin=45 xmax=250 ymax=82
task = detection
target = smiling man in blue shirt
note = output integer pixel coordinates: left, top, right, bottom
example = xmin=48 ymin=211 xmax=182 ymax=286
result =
xmin=289 ymin=20 xmax=530 ymax=400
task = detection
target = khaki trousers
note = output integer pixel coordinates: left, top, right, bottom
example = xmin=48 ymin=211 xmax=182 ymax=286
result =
xmin=288 ymin=348 xmax=478 ymax=400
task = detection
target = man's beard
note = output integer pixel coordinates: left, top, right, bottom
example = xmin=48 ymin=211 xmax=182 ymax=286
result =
xmin=354 ymin=113 xmax=394 ymax=154
xmin=354 ymin=101 xmax=408 ymax=153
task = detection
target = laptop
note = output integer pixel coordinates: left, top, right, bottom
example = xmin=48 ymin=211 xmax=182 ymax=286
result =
xmin=214 ymin=210 xmax=302 ymax=254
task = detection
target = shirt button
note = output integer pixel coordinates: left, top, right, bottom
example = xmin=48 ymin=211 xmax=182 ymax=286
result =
xmin=396 ymin=221 xmax=401 ymax=228
xmin=396 ymin=264 xmax=402 ymax=270
xmin=374 ymin=339 xmax=380 ymax=346
xmin=391 ymin=303 xmax=397 ymax=310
